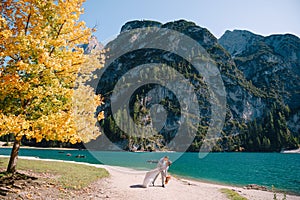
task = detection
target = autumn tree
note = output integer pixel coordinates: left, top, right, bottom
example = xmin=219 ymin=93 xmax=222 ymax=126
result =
xmin=0 ymin=0 xmax=104 ymax=173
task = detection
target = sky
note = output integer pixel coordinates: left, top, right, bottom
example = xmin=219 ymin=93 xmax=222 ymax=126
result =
xmin=80 ymin=0 xmax=300 ymax=43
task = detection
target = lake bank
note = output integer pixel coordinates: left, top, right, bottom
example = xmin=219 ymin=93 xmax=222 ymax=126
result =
xmin=2 ymin=144 xmax=300 ymax=153
xmin=281 ymin=148 xmax=300 ymax=153
xmin=0 ymin=143 xmax=79 ymax=151
xmin=0 ymin=148 xmax=299 ymax=195
xmin=1 ymin=155 xmax=299 ymax=200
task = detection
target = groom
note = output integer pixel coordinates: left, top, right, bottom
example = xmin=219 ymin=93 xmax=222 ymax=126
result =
xmin=152 ymin=156 xmax=172 ymax=187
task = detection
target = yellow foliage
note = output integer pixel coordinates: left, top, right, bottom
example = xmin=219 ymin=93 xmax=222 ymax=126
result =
xmin=97 ymin=111 xmax=105 ymax=121
xmin=0 ymin=0 xmax=104 ymax=144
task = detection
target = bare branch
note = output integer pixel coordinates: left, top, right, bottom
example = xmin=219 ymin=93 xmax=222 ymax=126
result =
xmin=49 ymin=20 xmax=66 ymax=56
xmin=9 ymin=55 xmax=19 ymax=62
xmin=56 ymin=20 xmax=66 ymax=39
xmin=92 ymin=24 xmax=97 ymax=32
xmin=25 ymin=12 xmax=31 ymax=35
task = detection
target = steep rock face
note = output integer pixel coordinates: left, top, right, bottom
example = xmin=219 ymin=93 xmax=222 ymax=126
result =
xmin=80 ymin=35 xmax=103 ymax=54
xmin=288 ymin=110 xmax=300 ymax=134
xmin=219 ymin=30 xmax=264 ymax=57
xmin=265 ymin=34 xmax=300 ymax=63
xmin=219 ymin=30 xmax=300 ymax=134
xmin=91 ymin=19 xmax=299 ymax=152
xmin=219 ymin=31 xmax=300 ymax=107
xmin=117 ymin=20 xmax=268 ymax=122
xmin=121 ymin=20 xmax=162 ymax=32
xmin=95 ymin=20 xmax=279 ymax=151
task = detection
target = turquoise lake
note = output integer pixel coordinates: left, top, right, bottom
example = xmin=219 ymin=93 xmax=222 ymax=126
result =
xmin=0 ymin=148 xmax=299 ymax=195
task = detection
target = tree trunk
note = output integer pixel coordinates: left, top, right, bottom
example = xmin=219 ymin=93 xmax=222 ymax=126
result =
xmin=7 ymin=140 xmax=21 ymax=173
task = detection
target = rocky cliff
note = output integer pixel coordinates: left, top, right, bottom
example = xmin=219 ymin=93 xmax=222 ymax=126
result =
xmin=80 ymin=35 xmax=103 ymax=54
xmin=92 ymin=20 xmax=299 ymax=152
xmin=219 ymin=30 xmax=300 ymax=138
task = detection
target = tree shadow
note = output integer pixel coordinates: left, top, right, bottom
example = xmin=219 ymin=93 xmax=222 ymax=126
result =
xmin=0 ymin=171 xmax=38 ymax=196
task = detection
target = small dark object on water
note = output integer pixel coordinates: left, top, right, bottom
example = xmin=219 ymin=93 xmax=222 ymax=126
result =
xmin=58 ymin=151 xmax=65 ymax=154
xmin=66 ymin=153 xmax=72 ymax=156
xmin=75 ymin=155 xmax=85 ymax=158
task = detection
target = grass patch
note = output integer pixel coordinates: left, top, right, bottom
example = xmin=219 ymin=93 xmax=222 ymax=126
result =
xmin=220 ymin=188 xmax=248 ymax=200
xmin=0 ymin=158 xmax=109 ymax=189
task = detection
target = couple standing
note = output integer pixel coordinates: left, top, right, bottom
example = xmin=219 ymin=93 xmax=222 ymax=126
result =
xmin=143 ymin=156 xmax=172 ymax=188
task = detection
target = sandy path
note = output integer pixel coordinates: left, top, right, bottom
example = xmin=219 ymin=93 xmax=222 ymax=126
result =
xmin=97 ymin=165 xmax=300 ymax=200
xmin=98 ymin=165 xmax=228 ymax=200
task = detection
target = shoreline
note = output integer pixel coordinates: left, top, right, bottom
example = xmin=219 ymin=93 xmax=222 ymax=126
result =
xmin=0 ymin=145 xmax=80 ymax=151
xmin=1 ymin=148 xmax=300 ymax=196
xmin=172 ymin=173 xmax=300 ymax=196
xmin=0 ymin=155 xmax=299 ymax=200
xmin=281 ymin=148 xmax=300 ymax=154
xmin=2 ymin=144 xmax=300 ymax=153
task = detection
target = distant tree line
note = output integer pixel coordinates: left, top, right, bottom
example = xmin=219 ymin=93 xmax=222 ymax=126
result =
xmin=187 ymin=102 xmax=299 ymax=152
xmin=1 ymin=101 xmax=299 ymax=152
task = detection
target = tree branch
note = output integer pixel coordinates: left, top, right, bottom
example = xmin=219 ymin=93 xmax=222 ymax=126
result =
xmin=71 ymin=62 xmax=83 ymax=66
xmin=25 ymin=12 xmax=31 ymax=35
xmin=49 ymin=20 xmax=66 ymax=56
xmin=9 ymin=55 xmax=19 ymax=62
xmin=68 ymin=34 xmax=86 ymax=43
xmin=56 ymin=20 xmax=66 ymax=39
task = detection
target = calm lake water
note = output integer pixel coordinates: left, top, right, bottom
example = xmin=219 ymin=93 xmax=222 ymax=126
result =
xmin=0 ymin=148 xmax=299 ymax=195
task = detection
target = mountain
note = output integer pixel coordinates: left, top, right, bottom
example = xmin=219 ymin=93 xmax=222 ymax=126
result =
xmin=93 ymin=20 xmax=299 ymax=152
xmin=80 ymin=35 xmax=104 ymax=54
xmin=219 ymin=30 xmax=300 ymax=140
xmin=219 ymin=30 xmax=300 ymax=108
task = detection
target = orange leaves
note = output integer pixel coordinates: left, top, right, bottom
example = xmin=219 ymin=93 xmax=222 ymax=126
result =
xmin=0 ymin=114 xmax=29 ymax=139
xmin=16 ymin=60 xmax=29 ymax=70
xmin=97 ymin=111 xmax=105 ymax=121
xmin=37 ymin=52 xmax=49 ymax=63
xmin=94 ymin=95 xmax=104 ymax=106
xmin=0 ymin=0 xmax=101 ymax=144
xmin=70 ymin=48 xmax=106 ymax=143
xmin=69 ymin=137 xmax=80 ymax=145
xmin=0 ymin=28 xmax=12 ymax=40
